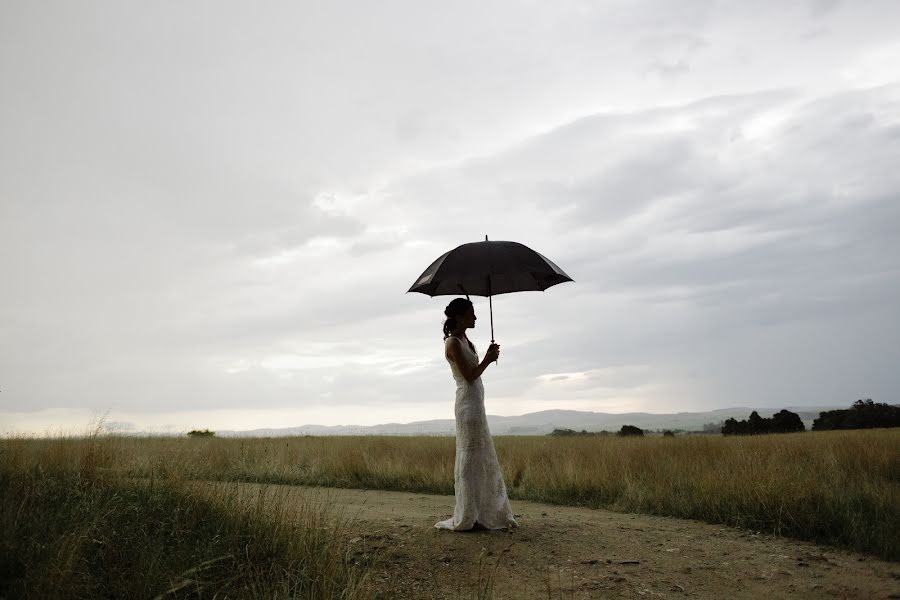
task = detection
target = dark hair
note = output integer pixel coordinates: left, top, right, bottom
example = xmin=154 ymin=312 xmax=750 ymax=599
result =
xmin=443 ymin=298 xmax=476 ymax=352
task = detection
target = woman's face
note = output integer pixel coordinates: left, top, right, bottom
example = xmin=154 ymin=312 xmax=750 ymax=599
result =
xmin=462 ymin=307 xmax=476 ymax=329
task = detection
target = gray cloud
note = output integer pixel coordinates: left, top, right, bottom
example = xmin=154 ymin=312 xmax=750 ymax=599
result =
xmin=809 ymin=0 xmax=842 ymax=19
xmin=640 ymin=32 xmax=708 ymax=79
xmin=2 ymin=1 xmax=900 ymax=430
xmin=376 ymin=84 xmax=900 ymax=411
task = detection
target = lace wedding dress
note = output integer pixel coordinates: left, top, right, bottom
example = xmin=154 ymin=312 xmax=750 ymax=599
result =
xmin=435 ymin=336 xmax=517 ymax=531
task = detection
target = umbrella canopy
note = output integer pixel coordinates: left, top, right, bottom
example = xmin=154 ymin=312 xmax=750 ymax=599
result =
xmin=408 ymin=239 xmax=573 ymax=296
xmin=407 ymin=237 xmax=573 ymax=341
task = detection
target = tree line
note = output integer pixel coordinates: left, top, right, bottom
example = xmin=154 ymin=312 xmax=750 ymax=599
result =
xmin=722 ymin=409 xmax=805 ymax=435
xmin=547 ymin=399 xmax=899 ymax=438
xmin=723 ymin=399 xmax=898 ymax=435
xmin=550 ymin=425 xmax=648 ymax=437
xmin=812 ymin=399 xmax=900 ymax=430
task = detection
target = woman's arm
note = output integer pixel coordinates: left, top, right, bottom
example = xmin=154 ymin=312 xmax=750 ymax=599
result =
xmin=446 ymin=338 xmax=498 ymax=383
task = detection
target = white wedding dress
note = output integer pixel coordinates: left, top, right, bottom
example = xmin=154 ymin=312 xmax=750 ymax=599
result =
xmin=435 ymin=336 xmax=517 ymax=531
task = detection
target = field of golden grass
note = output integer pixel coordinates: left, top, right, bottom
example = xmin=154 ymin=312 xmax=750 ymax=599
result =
xmin=0 ymin=430 xmax=377 ymax=599
xmin=4 ymin=427 xmax=897 ymax=569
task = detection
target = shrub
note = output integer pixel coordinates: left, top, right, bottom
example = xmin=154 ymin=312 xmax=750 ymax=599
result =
xmin=187 ymin=429 xmax=216 ymax=437
xmin=618 ymin=425 xmax=644 ymax=437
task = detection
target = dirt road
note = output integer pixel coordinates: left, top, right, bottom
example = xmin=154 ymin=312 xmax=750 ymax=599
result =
xmin=200 ymin=482 xmax=899 ymax=599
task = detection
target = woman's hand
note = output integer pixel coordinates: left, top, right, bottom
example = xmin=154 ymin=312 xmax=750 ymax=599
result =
xmin=485 ymin=342 xmax=500 ymax=363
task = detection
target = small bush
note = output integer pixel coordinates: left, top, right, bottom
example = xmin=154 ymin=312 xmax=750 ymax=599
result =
xmin=187 ymin=429 xmax=216 ymax=437
xmin=618 ymin=425 xmax=644 ymax=437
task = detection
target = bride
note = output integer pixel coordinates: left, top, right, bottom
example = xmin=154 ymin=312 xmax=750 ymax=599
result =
xmin=435 ymin=297 xmax=517 ymax=531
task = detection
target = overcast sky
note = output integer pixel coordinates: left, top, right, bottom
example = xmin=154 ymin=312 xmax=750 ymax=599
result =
xmin=2 ymin=1 xmax=899 ymax=435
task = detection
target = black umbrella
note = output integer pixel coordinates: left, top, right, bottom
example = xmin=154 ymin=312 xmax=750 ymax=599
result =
xmin=407 ymin=236 xmax=573 ymax=342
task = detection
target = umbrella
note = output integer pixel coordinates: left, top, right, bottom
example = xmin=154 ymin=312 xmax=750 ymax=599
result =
xmin=407 ymin=235 xmax=573 ymax=342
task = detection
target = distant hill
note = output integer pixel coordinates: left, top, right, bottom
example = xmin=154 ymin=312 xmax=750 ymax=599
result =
xmin=213 ymin=406 xmax=841 ymax=437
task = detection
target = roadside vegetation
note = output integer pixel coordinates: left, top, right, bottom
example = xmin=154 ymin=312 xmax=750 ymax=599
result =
xmin=4 ymin=426 xmax=897 ymax=564
xmin=0 ymin=427 xmax=375 ymax=599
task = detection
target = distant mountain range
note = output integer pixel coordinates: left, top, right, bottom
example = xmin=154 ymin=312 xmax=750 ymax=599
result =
xmin=214 ymin=406 xmax=843 ymax=437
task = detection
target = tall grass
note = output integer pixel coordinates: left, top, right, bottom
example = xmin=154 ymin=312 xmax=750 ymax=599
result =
xmin=0 ymin=432 xmax=374 ymax=599
xmin=3 ymin=429 xmax=898 ymax=562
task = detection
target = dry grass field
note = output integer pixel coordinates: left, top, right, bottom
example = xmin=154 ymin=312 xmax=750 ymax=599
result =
xmin=0 ymin=430 xmax=377 ymax=598
xmin=2 ymin=426 xmax=898 ymax=597
xmin=3 ymin=427 xmax=897 ymax=572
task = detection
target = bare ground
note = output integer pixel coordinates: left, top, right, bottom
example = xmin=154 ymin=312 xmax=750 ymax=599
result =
xmin=196 ymin=482 xmax=900 ymax=599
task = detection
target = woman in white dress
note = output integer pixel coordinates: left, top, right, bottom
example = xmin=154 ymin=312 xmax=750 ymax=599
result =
xmin=435 ymin=298 xmax=517 ymax=531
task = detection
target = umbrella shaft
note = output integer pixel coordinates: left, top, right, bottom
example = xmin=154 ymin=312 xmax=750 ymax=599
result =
xmin=489 ymin=294 xmax=494 ymax=342
xmin=486 ymin=272 xmax=494 ymax=342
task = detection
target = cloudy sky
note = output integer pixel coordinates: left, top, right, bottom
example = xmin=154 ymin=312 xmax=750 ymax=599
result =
xmin=2 ymin=1 xmax=899 ymax=435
